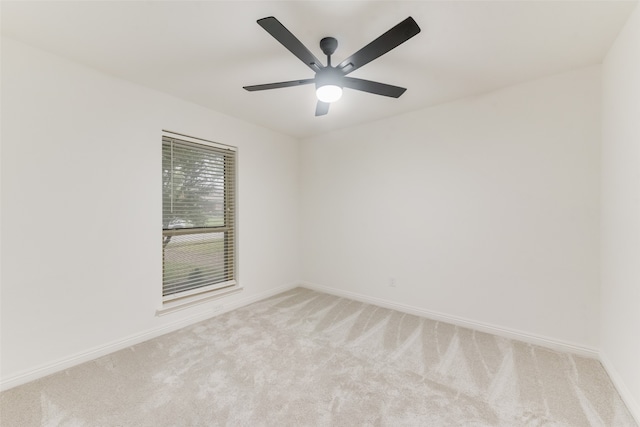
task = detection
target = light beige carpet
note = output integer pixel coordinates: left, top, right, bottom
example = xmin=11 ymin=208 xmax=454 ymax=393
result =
xmin=1 ymin=287 xmax=636 ymax=426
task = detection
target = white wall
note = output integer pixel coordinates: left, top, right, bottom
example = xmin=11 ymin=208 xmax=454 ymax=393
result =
xmin=300 ymin=66 xmax=602 ymax=351
xmin=0 ymin=38 xmax=300 ymax=387
xmin=601 ymin=3 xmax=640 ymax=421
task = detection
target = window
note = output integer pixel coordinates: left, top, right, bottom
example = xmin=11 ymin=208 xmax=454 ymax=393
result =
xmin=162 ymin=132 xmax=237 ymax=305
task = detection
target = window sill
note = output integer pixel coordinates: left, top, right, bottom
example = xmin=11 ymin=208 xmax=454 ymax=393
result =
xmin=156 ymin=285 xmax=243 ymax=316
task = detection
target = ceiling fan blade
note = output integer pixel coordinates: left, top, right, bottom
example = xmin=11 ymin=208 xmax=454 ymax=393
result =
xmin=342 ymin=77 xmax=406 ymax=98
xmin=315 ymin=101 xmax=330 ymax=116
xmin=258 ymin=17 xmax=323 ymax=72
xmin=337 ymin=17 xmax=420 ymax=75
xmin=243 ymin=78 xmax=315 ymax=92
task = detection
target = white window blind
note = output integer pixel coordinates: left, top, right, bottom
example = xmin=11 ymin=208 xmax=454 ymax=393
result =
xmin=162 ymin=133 xmax=236 ymax=302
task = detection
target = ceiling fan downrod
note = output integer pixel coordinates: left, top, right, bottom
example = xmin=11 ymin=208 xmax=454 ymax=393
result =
xmin=320 ymin=37 xmax=338 ymax=67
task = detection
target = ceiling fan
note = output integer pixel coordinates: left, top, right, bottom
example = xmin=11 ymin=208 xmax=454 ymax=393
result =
xmin=243 ymin=16 xmax=421 ymax=116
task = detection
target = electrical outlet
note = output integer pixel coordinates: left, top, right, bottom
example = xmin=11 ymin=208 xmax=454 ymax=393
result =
xmin=389 ymin=278 xmax=396 ymax=288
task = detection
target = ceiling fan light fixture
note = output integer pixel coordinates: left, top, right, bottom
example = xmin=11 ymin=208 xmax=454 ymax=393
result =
xmin=316 ymin=84 xmax=343 ymax=103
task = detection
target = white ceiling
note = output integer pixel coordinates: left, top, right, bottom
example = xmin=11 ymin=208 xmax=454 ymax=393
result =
xmin=2 ymin=1 xmax=637 ymax=138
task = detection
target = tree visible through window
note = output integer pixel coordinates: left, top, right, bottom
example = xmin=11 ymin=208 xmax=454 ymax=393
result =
xmin=162 ymin=133 xmax=236 ymax=301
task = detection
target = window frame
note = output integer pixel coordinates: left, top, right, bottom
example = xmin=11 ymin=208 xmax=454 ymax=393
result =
xmin=159 ymin=131 xmax=239 ymax=313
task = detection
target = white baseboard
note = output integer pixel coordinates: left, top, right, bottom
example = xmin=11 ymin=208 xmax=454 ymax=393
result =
xmin=1 ymin=281 xmax=605 ymax=392
xmin=600 ymin=352 xmax=640 ymax=425
xmin=301 ymin=281 xmax=599 ymax=358
xmin=0 ymin=282 xmax=298 ymax=392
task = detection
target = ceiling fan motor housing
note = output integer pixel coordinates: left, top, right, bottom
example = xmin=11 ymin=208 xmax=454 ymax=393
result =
xmin=315 ymin=67 xmax=343 ymax=89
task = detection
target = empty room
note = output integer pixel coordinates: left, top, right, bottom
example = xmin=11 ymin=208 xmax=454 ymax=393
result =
xmin=1 ymin=1 xmax=639 ymax=425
